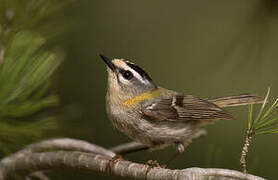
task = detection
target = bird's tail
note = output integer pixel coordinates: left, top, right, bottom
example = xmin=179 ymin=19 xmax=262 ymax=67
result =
xmin=206 ymin=94 xmax=264 ymax=108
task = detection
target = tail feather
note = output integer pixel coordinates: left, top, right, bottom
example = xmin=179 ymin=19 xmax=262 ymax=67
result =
xmin=206 ymin=94 xmax=264 ymax=108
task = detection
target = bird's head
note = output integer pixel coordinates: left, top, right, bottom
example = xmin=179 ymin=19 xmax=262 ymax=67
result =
xmin=100 ymin=54 xmax=157 ymax=101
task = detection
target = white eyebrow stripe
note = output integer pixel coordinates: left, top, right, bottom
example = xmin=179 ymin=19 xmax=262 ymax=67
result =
xmin=112 ymin=59 xmax=149 ymax=84
xmin=128 ymin=67 xmax=149 ymax=84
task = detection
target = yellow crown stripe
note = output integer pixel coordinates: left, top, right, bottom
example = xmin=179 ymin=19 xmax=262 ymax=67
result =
xmin=122 ymin=89 xmax=162 ymax=107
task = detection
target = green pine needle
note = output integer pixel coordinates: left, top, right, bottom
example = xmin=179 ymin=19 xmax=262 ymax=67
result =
xmin=0 ymin=0 xmax=69 ymax=156
xmin=241 ymin=88 xmax=278 ymax=173
xmin=0 ymin=31 xmax=63 ymax=155
xmin=247 ymin=88 xmax=278 ymax=135
xmin=248 ymin=104 xmax=253 ymax=130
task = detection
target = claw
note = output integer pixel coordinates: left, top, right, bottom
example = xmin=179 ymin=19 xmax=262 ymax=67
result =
xmin=146 ymin=160 xmax=161 ymax=167
xmin=106 ymin=154 xmax=123 ymax=174
xmin=145 ymin=159 xmax=165 ymax=178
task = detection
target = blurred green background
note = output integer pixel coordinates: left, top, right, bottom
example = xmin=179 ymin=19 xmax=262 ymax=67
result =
xmin=1 ymin=0 xmax=278 ymax=179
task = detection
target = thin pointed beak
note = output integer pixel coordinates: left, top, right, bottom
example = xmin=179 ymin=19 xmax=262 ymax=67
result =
xmin=99 ymin=54 xmax=116 ymax=72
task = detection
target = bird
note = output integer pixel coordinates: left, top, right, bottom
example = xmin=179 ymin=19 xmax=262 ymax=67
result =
xmin=100 ymin=54 xmax=264 ymax=165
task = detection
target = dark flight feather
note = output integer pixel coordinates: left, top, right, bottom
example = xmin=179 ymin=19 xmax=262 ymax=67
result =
xmin=206 ymin=93 xmax=264 ymax=108
xmin=142 ymin=95 xmax=234 ymax=122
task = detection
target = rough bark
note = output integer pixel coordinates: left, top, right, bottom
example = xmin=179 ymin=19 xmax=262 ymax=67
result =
xmin=0 ymin=138 xmax=265 ymax=180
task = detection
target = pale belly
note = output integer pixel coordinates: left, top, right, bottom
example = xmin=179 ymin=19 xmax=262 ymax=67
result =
xmin=107 ymin=105 xmax=199 ymax=146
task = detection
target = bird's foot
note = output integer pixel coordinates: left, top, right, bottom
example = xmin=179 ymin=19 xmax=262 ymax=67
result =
xmin=145 ymin=160 xmax=166 ymax=177
xmin=106 ymin=154 xmax=123 ymax=174
xmin=146 ymin=160 xmax=166 ymax=168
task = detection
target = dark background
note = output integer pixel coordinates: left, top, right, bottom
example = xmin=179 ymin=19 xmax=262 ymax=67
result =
xmin=49 ymin=0 xmax=277 ymax=179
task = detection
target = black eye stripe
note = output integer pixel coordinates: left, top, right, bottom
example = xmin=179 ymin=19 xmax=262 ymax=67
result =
xmin=125 ymin=61 xmax=152 ymax=82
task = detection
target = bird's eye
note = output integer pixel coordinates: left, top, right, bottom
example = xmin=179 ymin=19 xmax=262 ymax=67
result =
xmin=122 ymin=70 xmax=133 ymax=80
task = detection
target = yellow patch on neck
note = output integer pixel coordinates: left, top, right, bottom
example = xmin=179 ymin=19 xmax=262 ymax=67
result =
xmin=122 ymin=88 xmax=162 ymax=107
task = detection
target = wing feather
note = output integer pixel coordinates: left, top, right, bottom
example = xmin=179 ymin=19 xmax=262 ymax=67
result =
xmin=142 ymin=95 xmax=234 ymax=121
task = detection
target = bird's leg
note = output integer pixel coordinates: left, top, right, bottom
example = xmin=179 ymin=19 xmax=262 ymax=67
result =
xmin=165 ymin=130 xmax=206 ymax=167
xmin=165 ymin=143 xmax=184 ymax=167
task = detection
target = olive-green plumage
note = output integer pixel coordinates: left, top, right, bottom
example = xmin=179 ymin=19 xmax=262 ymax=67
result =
xmin=100 ymin=54 xmax=264 ymax=156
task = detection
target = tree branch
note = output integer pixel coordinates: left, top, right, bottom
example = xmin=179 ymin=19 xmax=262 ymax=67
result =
xmin=1 ymin=138 xmax=115 ymax=161
xmin=0 ymin=139 xmax=265 ymax=180
xmin=0 ymin=150 xmax=264 ymax=180
xmin=27 ymin=172 xmax=50 ymax=180
xmin=110 ymin=142 xmax=149 ymax=154
xmin=25 ymin=138 xmax=115 ymax=157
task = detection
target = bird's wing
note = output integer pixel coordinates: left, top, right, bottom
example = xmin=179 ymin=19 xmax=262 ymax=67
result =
xmin=141 ymin=95 xmax=234 ymax=121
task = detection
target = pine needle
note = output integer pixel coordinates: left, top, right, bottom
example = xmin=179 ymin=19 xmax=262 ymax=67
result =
xmin=240 ymin=88 xmax=278 ymax=173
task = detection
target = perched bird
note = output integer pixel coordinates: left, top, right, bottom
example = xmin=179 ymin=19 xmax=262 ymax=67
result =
xmin=100 ymin=54 xmax=263 ymax=164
